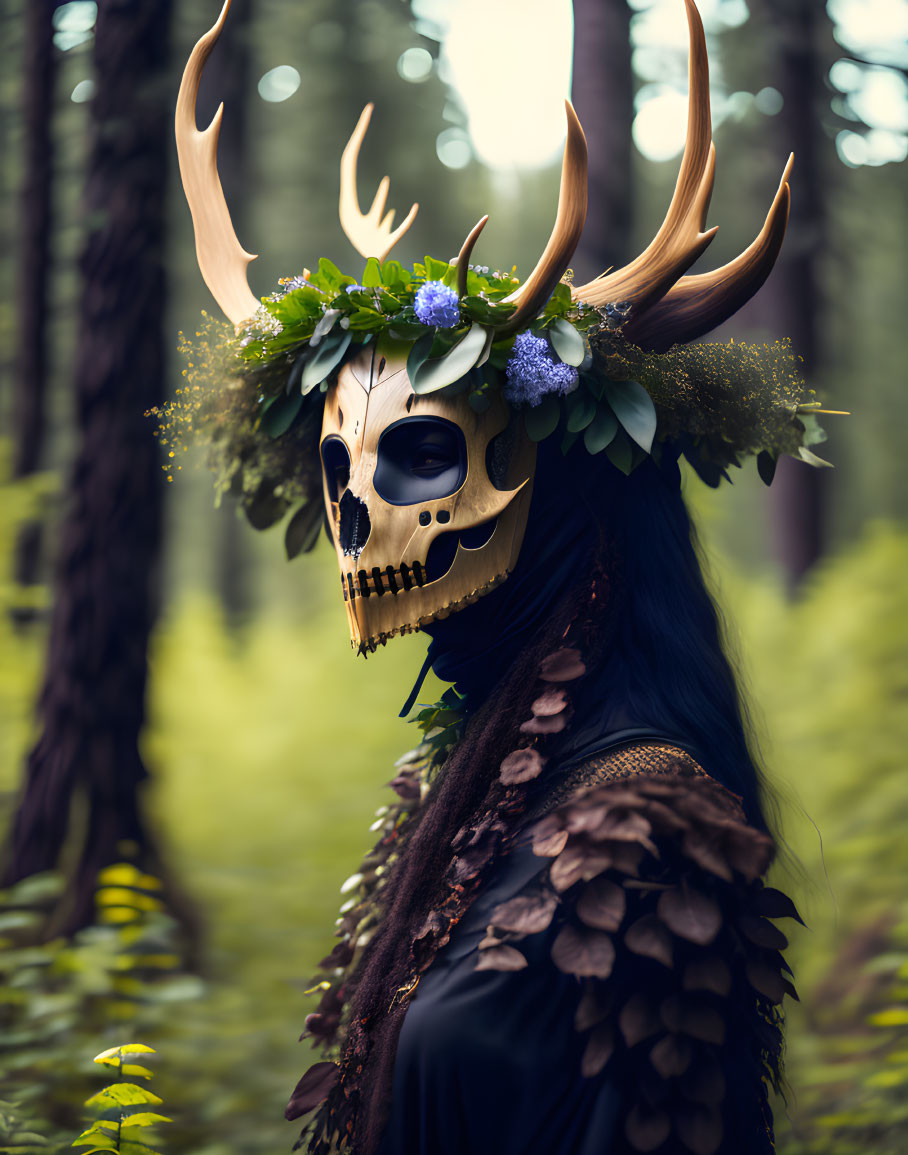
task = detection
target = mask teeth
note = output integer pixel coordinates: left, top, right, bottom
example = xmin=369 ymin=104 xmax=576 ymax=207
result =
xmin=355 ymin=570 xmax=510 ymax=654
xmin=342 ymin=561 xmax=427 ymax=602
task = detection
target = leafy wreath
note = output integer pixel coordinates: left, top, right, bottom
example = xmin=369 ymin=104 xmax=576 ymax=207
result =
xmin=154 ymin=255 xmax=830 ymax=559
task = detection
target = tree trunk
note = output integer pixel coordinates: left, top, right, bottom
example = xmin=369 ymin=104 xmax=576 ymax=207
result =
xmin=198 ymin=0 xmax=255 ymax=626
xmin=3 ymin=0 xmax=190 ymax=941
xmin=570 ymin=0 xmax=634 ymax=281
xmin=11 ymin=0 xmax=56 ymax=620
xmin=763 ymin=0 xmax=828 ymax=590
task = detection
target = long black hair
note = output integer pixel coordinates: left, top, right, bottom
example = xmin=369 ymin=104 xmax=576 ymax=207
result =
xmin=569 ymin=446 xmax=772 ymax=830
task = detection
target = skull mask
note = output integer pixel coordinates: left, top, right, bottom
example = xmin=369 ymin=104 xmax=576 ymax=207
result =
xmin=320 ymin=341 xmax=537 ymax=653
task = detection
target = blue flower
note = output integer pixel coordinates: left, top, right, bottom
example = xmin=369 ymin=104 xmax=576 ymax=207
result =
xmin=345 ymin=283 xmax=367 ymax=294
xmin=414 ymin=280 xmax=460 ymax=328
xmin=503 ymin=331 xmax=579 ymax=407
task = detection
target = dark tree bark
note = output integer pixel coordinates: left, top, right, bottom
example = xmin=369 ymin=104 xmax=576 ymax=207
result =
xmin=570 ymin=0 xmax=634 ymax=281
xmin=762 ymin=0 xmax=830 ymax=590
xmin=3 ymin=0 xmax=189 ymax=940
xmin=198 ymin=0 xmax=254 ymax=626
xmin=11 ymin=0 xmax=56 ymax=617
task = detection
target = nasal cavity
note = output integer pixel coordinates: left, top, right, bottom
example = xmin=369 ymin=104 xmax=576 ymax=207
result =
xmin=338 ymin=491 xmax=372 ymax=559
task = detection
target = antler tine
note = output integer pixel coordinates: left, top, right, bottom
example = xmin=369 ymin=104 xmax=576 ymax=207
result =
xmin=456 ymin=216 xmax=489 ymax=298
xmin=623 ymin=154 xmax=794 ymax=352
xmin=340 ymin=104 xmax=419 ymax=261
xmin=572 ymin=0 xmax=716 ymax=315
xmin=498 ymin=101 xmax=589 ymax=335
xmin=175 ymin=0 xmax=259 ymax=329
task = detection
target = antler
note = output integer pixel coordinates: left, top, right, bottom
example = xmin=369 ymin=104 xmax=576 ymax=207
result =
xmin=572 ymin=0 xmax=715 ymax=316
xmin=498 ymin=102 xmax=589 ymax=334
xmin=623 ymin=154 xmax=794 ymax=352
xmin=175 ymin=0 xmax=259 ymax=329
xmin=455 ymin=216 xmax=489 ymax=298
xmin=340 ymin=105 xmax=419 ymax=260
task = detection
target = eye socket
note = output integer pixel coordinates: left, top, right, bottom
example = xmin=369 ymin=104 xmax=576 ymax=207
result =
xmin=320 ymin=436 xmax=351 ymax=503
xmin=374 ymin=417 xmax=467 ymax=506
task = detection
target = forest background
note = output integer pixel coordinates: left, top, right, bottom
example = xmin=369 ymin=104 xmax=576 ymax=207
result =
xmin=0 ymin=0 xmax=906 ymax=1152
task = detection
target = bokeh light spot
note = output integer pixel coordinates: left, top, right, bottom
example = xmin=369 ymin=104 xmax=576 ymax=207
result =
xmin=258 ymin=66 xmax=302 ymax=104
xmin=398 ymin=47 xmax=433 ymax=83
xmin=436 ymin=128 xmax=472 ymax=169
xmin=53 ymin=0 xmax=96 ymax=50
xmin=441 ymin=0 xmax=573 ymax=169
xmin=71 ymin=79 xmax=95 ymax=104
xmin=755 ymin=87 xmax=784 ymax=116
xmin=633 ymin=87 xmax=688 ymax=161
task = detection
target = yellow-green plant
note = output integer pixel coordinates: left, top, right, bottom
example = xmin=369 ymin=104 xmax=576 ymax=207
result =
xmin=73 ymin=1045 xmax=168 ymax=1155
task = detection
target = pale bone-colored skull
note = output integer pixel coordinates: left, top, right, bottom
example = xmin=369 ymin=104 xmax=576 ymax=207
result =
xmin=320 ymin=340 xmax=537 ymax=653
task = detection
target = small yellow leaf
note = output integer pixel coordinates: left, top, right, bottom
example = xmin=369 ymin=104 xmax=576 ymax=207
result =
xmin=122 ymin=1064 xmax=154 ymax=1079
xmin=85 ymin=1083 xmax=162 ymax=1108
xmin=120 ymin=1113 xmax=171 ymax=1128
xmin=93 ymin=1043 xmax=156 ymax=1065
xmin=97 ymin=864 xmax=143 ymax=887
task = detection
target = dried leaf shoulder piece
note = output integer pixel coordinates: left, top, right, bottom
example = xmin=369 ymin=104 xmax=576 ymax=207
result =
xmin=477 ymin=764 xmax=802 ymax=1155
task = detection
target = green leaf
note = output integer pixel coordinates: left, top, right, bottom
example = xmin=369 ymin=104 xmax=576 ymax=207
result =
xmin=524 ymin=394 xmax=561 ymax=442
xmin=243 ymin=489 xmax=286 ymax=531
xmin=345 ymin=308 xmax=383 ymax=332
xmin=277 ymin=285 xmax=325 ymax=322
xmin=406 ymin=332 xmax=436 ymax=382
xmin=583 ymin=408 xmax=617 ymax=454
xmin=424 ymin=256 xmax=450 ymax=281
xmin=541 ymin=281 xmax=572 ymax=316
xmin=799 ymin=412 xmax=828 ymax=446
xmin=260 ymin=392 xmax=303 ymax=439
xmin=309 ymin=308 xmax=340 ymax=347
xmin=565 ymin=389 xmax=596 ymax=433
xmin=380 ymin=259 xmax=408 ymax=288
xmin=376 ymin=289 xmax=402 ymax=313
xmin=547 ymin=318 xmax=585 ymax=367
xmin=285 ymin=503 xmax=323 ymax=560
xmin=362 ymin=257 xmax=382 ymax=287
xmin=388 ymin=322 xmax=426 ymax=342
xmin=757 ymin=450 xmax=777 ymax=486
xmin=118 ymin=1142 xmax=161 ymax=1155
xmin=119 ymin=1114 xmax=171 ymax=1130
xmin=73 ymin=1137 xmax=118 ymax=1152
xmin=797 ymin=445 xmax=833 ymax=468
xmin=93 ymin=1045 xmax=155 ymax=1066
xmin=411 ymin=325 xmax=489 ymax=395
xmin=74 ymin=1126 xmax=115 ymax=1143
xmin=461 ymin=295 xmax=515 ymax=326
xmin=561 ymin=429 xmax=580 ymax=455
xmin=605 ymin=428 xmax=634 ymax=474
xmin=301 ymin=331 xmax=352 ymax=394
xmin=601 ymin=379 xmax=657 ymax=453
xmin=120 ymin=1066 xmax=154 ymax=1081
xmin=0 ymin=912 xmax=39 ymax=931
xmin=315 ymin=257 xmax=344 ymax=289
xmin=85 ymin=1085 xmax=162 ymax=1109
